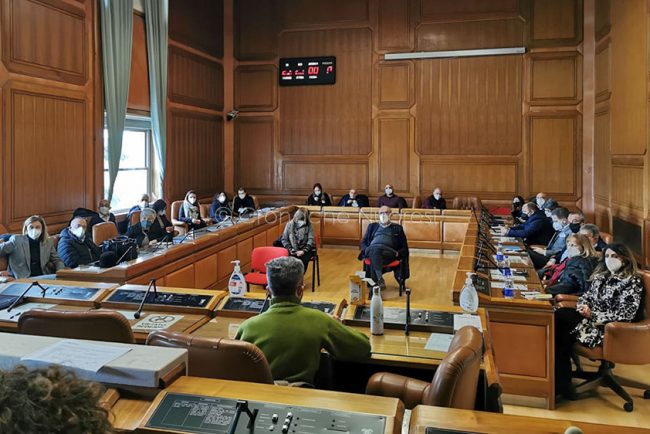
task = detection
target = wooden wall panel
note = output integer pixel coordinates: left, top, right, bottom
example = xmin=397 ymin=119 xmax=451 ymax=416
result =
xmin=280 ymin=0 xmax=369 ymax=28
xmin=234 ymin=0 xmax=278 ymax=60
xmin=279 ymin=28 xmax=372 ymax=155
xmin=529 ymin=115 xmax=580 ymax=196
xmin=377 ymin=118 xmax=411 ymax=192
xmin=234 ymin=65 xmax=277 ymax=111
xmin=529 ymin=0 xmax=582 ymax=46
xmin=169 ymin=0 xmax=223 ymax=58
xmin=282 ymin=162 xmax=369 ymax=191
xmin=416 ymin=19 xmax=524 ymax=51
xmin=420 ymin=162 xmax=517 ymax=195
xmin=528 ymin=52 xmax=582 ymax=105
xmin=377 ymin=0 xmax=411 ymax=51
xmin=611 ymin=165 xmax=644 ymax=212
xmin=128 ymin=13 xmax=150 ymax=112
xmin=595 ymin=41 xmax=610 ymax=102
xmin=416 ymin=55 xmax=522 ymax=156
xmin=594 ymin=111 xmax=611 ymax=202
xmin=2 ymin=0 xmax=87 ymax=84
xmin=595 ymin=0 xmax=611 ymax=39
xmin=376 ymin=61 xmax=413 ymax=109
xmin=169 ymin=46 xmax=224 ymax=111
xmin=420 ymin=0 xmax=520 ymax=19
xmin=166 ymin=110 xmax=224 ymax=200
xmin=235 ymin=117 xmax=275 ymax=191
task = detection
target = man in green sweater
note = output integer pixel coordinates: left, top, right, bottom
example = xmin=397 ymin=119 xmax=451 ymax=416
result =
xmin=235 ymin=256 xmax=371 ymax=385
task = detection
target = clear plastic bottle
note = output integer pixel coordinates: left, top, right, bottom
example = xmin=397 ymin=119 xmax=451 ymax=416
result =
xmin=370 ymin=286 xmax=384 ymax=335
xmin=503 ymin=276 xmax=515 ymax=299
xmin=496 ymin=242 xmax=505 ymax=268
xmin=459 ymin=272 xmax=479 ymax=314
xmin=228 ymin=260 xmax=247 ymax=297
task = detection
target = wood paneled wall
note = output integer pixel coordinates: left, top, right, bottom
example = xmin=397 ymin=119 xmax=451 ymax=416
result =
xmin=593 ymin=0 xmax=650 ymax=264
xmin=0 ymin=0 xmax=100 ymax=233
xmin=165 ymin=0 xmax=225 ymax=201
xmin=231 ymin=0 xmax=584 ymax=205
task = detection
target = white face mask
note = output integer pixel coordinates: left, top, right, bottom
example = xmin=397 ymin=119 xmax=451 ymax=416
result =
xmin=314 ymin=190 xmax=321 ymax=197
xmin=140 ymin=201 xmax=149 ymax=209
xmin=566 ymin=246 xmax=581 ymax=258
xmin=536 ymin=198 xmax=545 ymax=207
xmin=99 ymin=206 xmax=110 ymax=215
xmin=238 ymin=193 xmax=246 ymax=199
xmin=605 ymin=257 xmax=623 ymax=273
xmin=385 ymin=188 xmax=393 ymax=196
xmin=379 ymin=213 xmax=390 ymax=225
xmin=159 ymin=210 xmax=166 ymax=216
xmin=188 ymin=197 xmax=196 ymax=205
xmin=218 ymin=195 xmax=226 ymax=203
xmin=433 ymin=193 xmax=442 ymax=200
xmin=552 ymin=221 xmax=564 ymax=231
xmin=72 ymin=226 xmax=86 ymax=239
xmin=27 ymin=228 xmax=41 ymax=240
xmin=296 ymin=220 xmax=306 ymax=228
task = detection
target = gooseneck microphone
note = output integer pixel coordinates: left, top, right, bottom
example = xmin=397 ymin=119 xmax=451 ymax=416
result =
xmin=133 ymin=278 xmax=158 ymax=319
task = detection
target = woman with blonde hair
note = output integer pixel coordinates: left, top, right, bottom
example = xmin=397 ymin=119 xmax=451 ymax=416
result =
xmin=546 ymin=233 xmax=599 ymax=296
xmin=0 ymin=215 xmax=64 ymax=279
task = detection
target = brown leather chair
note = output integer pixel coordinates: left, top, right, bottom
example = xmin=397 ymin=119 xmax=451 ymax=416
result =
xmin=452 ymin=196 xmax=482 ymax=210
xmin=250 ymin=194 xmax=260 ymax=210
xmin=18 ymin=309 xmax=136 ymax=343
xmin=92 ymin=221 xmax=118 ymax=245
xmin=50 ymin=234 xmax=59 ymax=250
xmin=412 ymin=195 xmax=423 ymax=208
xmin=559 ymin=270 xmax=650 ymax=412
xmin=146 ymin=330 xmax=274 ymax=384
xmin=0 ymin=254 xmax=13 ymax=281
xmin=171 ymin=200 xmax=189 ymax=235
xmin=199 ymin=203 xmax=211 ymax=221
xmin=366 ymin=326 xmax=483 ymax=409
xmin=600 ymin=231 xmax=614 ymax=244
xmin=129 ymin=210 xmax=141 ymax=227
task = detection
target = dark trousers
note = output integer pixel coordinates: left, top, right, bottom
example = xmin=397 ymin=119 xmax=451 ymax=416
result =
xmin=292 ymin=250 xmax=313 ymax=274
xmin=527 ymin=248 xmax=550 ymax=269
xmin=365 ymin=244 xmax=397 ymax=284
xmin=555 ymin=307 xmax=583 ymax=396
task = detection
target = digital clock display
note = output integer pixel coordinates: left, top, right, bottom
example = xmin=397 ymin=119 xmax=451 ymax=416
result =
xmin=279 ymin=56 xmax=336 ymax=86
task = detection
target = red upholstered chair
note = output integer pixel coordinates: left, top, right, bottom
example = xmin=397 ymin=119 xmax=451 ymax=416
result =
xmin=309 ymin=234 xmax=321 ymax=292
xmin=244 ymin=247 xmax=289 ymax=290
xmin=363 ymin=257 xmax=406 ymax=296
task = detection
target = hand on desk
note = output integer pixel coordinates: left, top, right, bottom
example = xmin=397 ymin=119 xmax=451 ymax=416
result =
xmin=192 ymin=219 xmax=202 ymax=225
xmin=531 ymin=247 xmax=546 ymax=255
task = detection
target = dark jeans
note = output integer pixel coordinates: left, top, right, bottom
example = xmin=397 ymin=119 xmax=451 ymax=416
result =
xmin=527 ymin=248 xmax=550 ymax=269
xmin=555 ymin=307 xmax=583 ymax=396
xmin=292 ymin=250 xmax=313 ymax=274
xmin=365 ymin=244 xmax=398 ymax=284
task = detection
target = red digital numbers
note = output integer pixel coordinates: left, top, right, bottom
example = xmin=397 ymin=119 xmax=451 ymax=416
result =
xmin=308 ymin=66 xmax=320 ymax=75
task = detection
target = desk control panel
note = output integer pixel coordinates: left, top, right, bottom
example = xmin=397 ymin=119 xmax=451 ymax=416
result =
xmin=220 ymin=297 xmax=337 ymax=316
xmin=146 ymin=392 xmax=386 ymax=434
xmin=106 ymin=289 xmax=212 ymax=308
xmin=0 ymin=283 xmax=100 ymax=301
xmin=347 ymin=306 xmax=454 ymax=333
xmin=425 ymin=428 xmax=478 ymax=434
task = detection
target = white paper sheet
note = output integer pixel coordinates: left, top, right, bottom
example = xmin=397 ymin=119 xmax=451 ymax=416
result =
xmin=489 ymin=270 xmax=527 ymax=282
xmin=0 ymin=303 xmax=56 ymax=322
xmin=424 ymin=333 xmax=454 ymax=352
xmin=21 ymin=340 xmax=131 ymax=373
xmin=490 ymin=281 xmax=528 ymax=291
xmin=453 ymin=314 xmax=483 ymax=332
xmin=132 ymin=314 xmax=184 ymax=331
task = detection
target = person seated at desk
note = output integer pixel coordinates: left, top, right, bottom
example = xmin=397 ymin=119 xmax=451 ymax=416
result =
xmin=57 ymin=217 xmax=102 ymax=268
xmin=236 ymin=256 xmax=370 ymax=385
xmin=127 ymin=208 xmax=157 ymax=247
xmin=499 ymin=202 xmax=554 ymax=246
xmin=127 ymin=193 xmax=150 ymax=220
xmin=511 ymin=195 xmax=526 ymax=223
xmin=0 ymin=215 xmax=64 ymax=279
xmin=568 ymin=211 xmax=585 ymax=233
xmin=528 ymin=207 xmax=572 ymax=270
xmin=89 ymin=199 xmax=117 ymax=230
xmin=338 ymin=189 xmax=369 ymax=208
xmin=359 ymin=206 xmax=409 ymax=291
xmin=554 ymin=244 xmax=643 ymax=400
xmin=542 ymin=198 xmax=559 ymax=218
xmin=423 ymin=187 xmax=447 ymax=210
xmin=579 ymin=224 xmax=608 ymax=253
xmin=210 ymin=192 xmax=232 ymax=222
xmin=179 ymin=190 xmax=207 ymax=231
xmin=535 ymin=192 xmax=548 ymax=209
xmin=281 ymin=208 xmax=315 ymax=272
xmin=233 ymin=187 xmax=256 ymax=216
xmin=545 ymin=234 xmax=599 ymax=296
xmin=306 ymin=183 xmax=332 ymax=206
xmin=0 ymin=365 xmax=112 ymax=434
xmin=150 ymin=199 xmax=174 ymax=242
xmin=377 ymin=184 xmax=407 ymax=209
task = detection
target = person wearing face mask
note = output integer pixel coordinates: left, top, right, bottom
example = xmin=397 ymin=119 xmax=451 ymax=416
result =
xmin=126 ymin=208 xmax=157 ymax=247
xmin=541 ymin=198 xmax=558 ymax=219
xmin=281 ymin=208 xmax=315 ymax=272
xmin=535 ymin=192 xmax=547 ymax=210
xmin=306 ymin=183 xmax=332 ymax=207
xmin=179 ymin=190 xmax=207 ymax=231
xmin=338 ymin=189 xmax=369 ymax=208
xmin=233 ymin=187 xmax=256 ymax=216
xmin=528 ymin=207 xmax=572 ymax=270
xmin=378 ymin=184 xmax=407 ymax=209
xmin=149 ymin=199 xmax=175 ymax=242
xmin=127 ymin=194 xmax=150 ymax=218
xmin=0 ymin=215 xmax=64 ymax=279
xmin=511 ymin=195 xmax=526 ymax=223
xmin=554 ymin=244 xmax=643 ymax=400
xmin=210 ymin=192 xmax=232 ymax=222
xmin=568 ymin=211 xmax=585 ymax=234
xmin=89 ymin=199 xmax=117 ymax=231
xmin=545 ymin=234 xmax=599 ymax=296
xmin=423 ymin=187 xmax=447 ymax=210
xmin=57 ymin=217 xmax=102 ymax=268
xmin=499 ymin=202 xmax=554 ymax=246
xmin=579 ymin=224 xmax=608 ymax=253
xmin=359 ymin=206 xmax=409 ymax=291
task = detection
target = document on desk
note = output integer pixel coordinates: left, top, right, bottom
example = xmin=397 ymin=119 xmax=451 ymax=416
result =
xmin=0 ymin=303 xmax=55 ymax=322
xmin=21 ymin=340 xmax=131 ymax=373
xmin=453 ymin=314 xmax=483 ymax=332
xmin=424 ymin=333 xmax=454 ymax=352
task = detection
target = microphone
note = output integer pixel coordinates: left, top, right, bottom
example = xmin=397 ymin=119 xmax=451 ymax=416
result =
xmin=404 ymin=287 xmax=411 ymax=335
xmin=175 ymin=229 xmax=195 ymax=245
xmin=133 ymin=278 xmax=158 ymax=319
xmin=5 ymin=281 xmax=46 ymax=312
xmin=116 ymin=244 xmax=136 ymax=264
xmin=259 ymin=292 xmax=271 ymax=314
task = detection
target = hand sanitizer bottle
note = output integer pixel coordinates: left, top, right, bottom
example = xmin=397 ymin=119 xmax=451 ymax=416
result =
xmin=228 ymin=260 xmax=247 ymax=297
xmin=370 ymin=286 xmax=384 ymax=336
xmin=460 ymin=272 xmax=479 ymax=314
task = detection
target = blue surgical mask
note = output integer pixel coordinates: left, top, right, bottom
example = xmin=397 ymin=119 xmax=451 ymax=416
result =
xmin=142 ymin=220 xmax=152 ymax=230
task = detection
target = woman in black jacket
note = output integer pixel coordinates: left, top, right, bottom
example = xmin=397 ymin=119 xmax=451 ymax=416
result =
xmin=149 ymin=199 xmax=174 ymax=242
xmin=306 ymin=183 xmax=332 ymax=206
xmin=546 ymin=234 xmax=599 ymax=296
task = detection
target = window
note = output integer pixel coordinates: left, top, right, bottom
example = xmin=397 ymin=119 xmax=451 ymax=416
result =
xmin=103 ymin=116 xmax=158 ymax=211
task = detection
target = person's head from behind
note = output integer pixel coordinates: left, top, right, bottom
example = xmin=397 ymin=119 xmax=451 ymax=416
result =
xmin=594 ymin=243 xmax=638 ymax=278
xmin=22 ymin=215 xmax=47 ymax=243
xmin=185 ymin=190 xmax=197 ymax=205
xmin=98 ymin=199 xmax=110 ymax=216
xmin=433 ymin=187 xmax=442 ymax=199
xmin=70 ymin=217 xmax=88 ymax=240
xmin=521 ymin=202 xmax=538 ymax=217
xmin=293 ymin=208 xmax=310 ymax=228
xmin=151 ymin=199 xmax=167 ymax=216
xmin=565 ymin=234 xmax=597 ymax=259
xmin=139 ymin=194 xmax=150 ymax=209
xmin=378 ymin=206 xmax=392 ymax=226
xmin=579 ymin=224 xmax=600 ymax=248
xmin=512 ymin=195 xmax=525 ymax=211
xmin=0 ymin=365 xmax=112 ymax=434
xmin=266 ymin=256 xmax=305 ymax=300
xmin=384 ymin=184 xmax=394 ymax=196
xmin=348 ymin=189 xmax=356 ymax=199
xmin=312 ymin=183 xmax=323 ymax=197
xmin=237 ymin=187 xmax=247 ymax=200
xmin=551 ymin=207 xmax=570 ymax=231
xmin=140 ymin=208 xmax=156 ymax=231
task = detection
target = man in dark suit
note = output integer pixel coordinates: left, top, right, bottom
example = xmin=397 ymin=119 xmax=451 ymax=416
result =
xmin=359 ymin=206 xmax=409 ymax=290
xmin=499 ymin=202 xmax=554 ymax=246
xmin=338 ymin=189 xmax=369 ymax=208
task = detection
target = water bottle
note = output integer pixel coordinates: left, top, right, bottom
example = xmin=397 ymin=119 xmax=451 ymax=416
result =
xmin=496 ymin=242 xmax=505 ymax=267
xmin=501 ymin=257 xmax=512 ymax=279
xmin=370 ymin=286 xmax=384 ymax=335
xmin=503 ymin=276 xmax=515 ymax=299
xmin=459 ymin=272 xmax=479 ymax=314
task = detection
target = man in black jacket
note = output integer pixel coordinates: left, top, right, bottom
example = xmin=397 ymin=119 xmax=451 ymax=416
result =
xmin=359 ymin=206 xmax=409 ymax=290
xmin=57 ymin=217 xmax=102 ymax=268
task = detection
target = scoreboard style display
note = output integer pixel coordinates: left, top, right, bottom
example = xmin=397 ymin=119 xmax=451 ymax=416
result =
xmin=279 ymin=56 xmax=336 ymax=86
